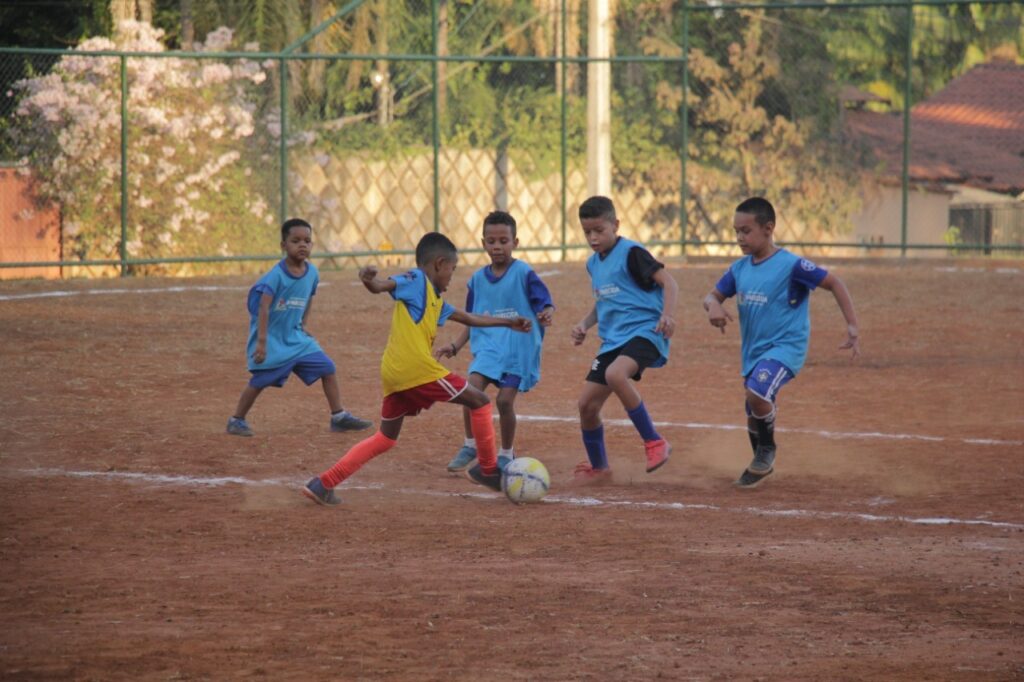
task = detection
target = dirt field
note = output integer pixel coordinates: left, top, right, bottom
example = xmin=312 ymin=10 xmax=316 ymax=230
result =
xmin=1 ymin=258 xmax=1022 ymax=681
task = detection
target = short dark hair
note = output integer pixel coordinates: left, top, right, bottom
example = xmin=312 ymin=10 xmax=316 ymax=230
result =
xmin=281 ymin=217 xmax=312 ymax=241
xmin=735 ymin=197 xmax=775 ymax=226
xmin=415 ymin=232 xmax=458 ymax=266
xmin=578 ymin=195 xmax=616 ymax=221
xmin=483 ymin=210 xmax=517 ymax=238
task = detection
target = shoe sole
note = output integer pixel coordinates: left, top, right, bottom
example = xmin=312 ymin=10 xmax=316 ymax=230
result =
xmin=227 ymin=430 xmax=253 ymax=437
xmin=301 ymin=486 xmax=339 ymax=506
xmin=734 ymin=468 xmax=773 ymax=489
xmin=464 ymin=469 xmax=502 ymax=492
xmin=646 ymin=442 xmax=672 ymax=473
xmin=446 ymin=458 xmax=477 ymax=473
xmin=331 ymin=423 xmax=373 ymax=432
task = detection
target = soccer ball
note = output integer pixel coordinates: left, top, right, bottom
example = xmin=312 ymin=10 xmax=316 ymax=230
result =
xmin=501 ymin=457 xmax=550 ymax=504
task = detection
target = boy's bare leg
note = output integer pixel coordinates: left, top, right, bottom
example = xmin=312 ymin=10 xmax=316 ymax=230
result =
xmin=379 ymin=416 xmax=403 ymax=441
xmin=604 ymin=355 xmax=670 ymax=473
xmin=449 ymin=374 xmax=488 ymax=472
xmin=323 ymin=373 xmax=372 ymax=431
xmin=602 ymin=356 xmax=642 ymax=411
xmin=495 ymin=386 xmax=519 ymax=451
xmin=577 ymin=380 xmax=614 ymax=430
xmin=321 ymin=373 xmax=344 ymax=413
xmin=233 ymin=385 xmax=263 ymax=419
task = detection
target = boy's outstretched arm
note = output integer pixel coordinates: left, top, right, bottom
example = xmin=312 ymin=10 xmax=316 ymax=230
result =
xmin=702 ymin=290 xmax=733 ymax=334
xmin=448 ymin=309 xmax=532 ymax=333
xmin=253 ymin=292 xmax=273 ymax=363
xmin=652 ymin=268 xmax=678 ymax=338
xmin=818 ymin=272 xmax=860 ymax=358
xmin=435 ymin=326 xmax=471 ymax=360
xmin=571 ymin=305 xmax=598 ymax=346
xmin=359 ymin=265 xmax=397 ymax=294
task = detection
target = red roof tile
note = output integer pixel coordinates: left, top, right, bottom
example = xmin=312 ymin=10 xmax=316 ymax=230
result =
xmin=844 ymin=61 xmax=1024 ymax=194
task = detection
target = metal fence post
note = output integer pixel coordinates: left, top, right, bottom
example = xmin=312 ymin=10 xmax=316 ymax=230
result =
xmin=900 ymin=0 xmax=914 ymax=258
xmin=431 ymin=0 xmax=441 ymax=232
xmin=120 ymin=54 xmax=129 ymax=276
xmin=560 ymin=0 xmax=569 ymax=261
xmin=680 ymin=0 xmax=690 ymax=259
xmin=279 ymin=57 xmax=288 ymax=224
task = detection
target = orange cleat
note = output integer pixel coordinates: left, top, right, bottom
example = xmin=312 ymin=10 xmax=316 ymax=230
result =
xmin=644 ymin=439 xmax=671 ymax=473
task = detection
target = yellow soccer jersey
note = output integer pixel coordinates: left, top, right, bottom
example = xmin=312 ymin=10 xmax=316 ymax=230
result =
xmin=380 ymin=269 xmax=456 ymax=395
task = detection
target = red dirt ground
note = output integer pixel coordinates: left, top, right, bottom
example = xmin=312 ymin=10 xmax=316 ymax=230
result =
xmin=1 ymin=258 xmax=1022 ymax=680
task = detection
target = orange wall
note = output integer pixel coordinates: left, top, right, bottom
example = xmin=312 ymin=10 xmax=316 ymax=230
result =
xmin=0 ymin=168 xmax=61 ymax=280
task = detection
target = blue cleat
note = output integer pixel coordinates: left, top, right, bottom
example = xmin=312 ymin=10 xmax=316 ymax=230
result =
xmin=330 ymin=412 xmax=373 ymax=432
xmin=446 ymin=445 xmax=477 ymax=472
xmin=226 ymin=417 xmax=254 ymax=437
xmin=302 ymin=477 xmax=341 ymax=506
xmin=497 ymin=454 xmax=514 ymax=471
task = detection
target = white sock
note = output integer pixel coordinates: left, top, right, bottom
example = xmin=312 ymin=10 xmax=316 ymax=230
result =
xmin=498 ymin=447 xmax=514 ymax=460
xmin=464 ymin=437 xmax=476 ymax=448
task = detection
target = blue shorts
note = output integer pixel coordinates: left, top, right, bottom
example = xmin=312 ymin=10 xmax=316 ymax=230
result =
xmin=743 ymin=359 xmax=794 ymax=404
xmin=249 ymin=351 xmax=336 ymax=389
xmin=475 ymin=372 xmax=523 ymax=390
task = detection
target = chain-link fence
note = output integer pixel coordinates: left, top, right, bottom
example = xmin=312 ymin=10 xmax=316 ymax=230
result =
xmin=2 ymin=0 xmax=1022 ymax=277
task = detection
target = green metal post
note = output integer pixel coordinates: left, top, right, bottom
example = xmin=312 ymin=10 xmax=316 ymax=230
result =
xmin=900 ymin=0 xmax=914 ymax=258
xmin=120 ymin=55 xmax=128 ymax=276
xmin=680 ymin=1 xmax=690 ymax=258
xmin=280 ymin=57 xmax=288 ymax=223
xmin=560 ymin=0 xmax=568 ymax=261
xmin=431 ymin=0 xmax=441 ymax=232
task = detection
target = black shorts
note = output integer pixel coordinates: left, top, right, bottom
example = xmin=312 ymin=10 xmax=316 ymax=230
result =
xmin=585 ymin=337 xmax=662 ymax=385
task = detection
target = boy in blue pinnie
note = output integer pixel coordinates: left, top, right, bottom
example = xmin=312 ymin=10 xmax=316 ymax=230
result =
xmin=227 ymin=218 xmax=372 ymax=436
xmin=703 ymin=197 xmax=860 ymax=488
xmin=570 ymin=196 xmax=678 ymax=483
xmin=435 ymin=211 xmax=555 ymax=472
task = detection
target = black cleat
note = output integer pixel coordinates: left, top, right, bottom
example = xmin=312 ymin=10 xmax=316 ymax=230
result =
xmin=735 ymin=467 xmax=773 ymax=489
xmin=466 ymin=463 xmax=502 ymax=491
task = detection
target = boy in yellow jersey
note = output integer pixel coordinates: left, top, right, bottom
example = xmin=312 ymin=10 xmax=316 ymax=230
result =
xmin=302 ymin=232 xmax=533 ymax=506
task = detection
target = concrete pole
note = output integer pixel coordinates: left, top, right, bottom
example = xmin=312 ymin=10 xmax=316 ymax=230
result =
xmin=586 ymin=0 xmax=612 ymax=197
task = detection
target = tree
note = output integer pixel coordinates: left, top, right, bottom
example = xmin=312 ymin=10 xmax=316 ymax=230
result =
xmin=6 ymin=22 xmax=279 ymax=271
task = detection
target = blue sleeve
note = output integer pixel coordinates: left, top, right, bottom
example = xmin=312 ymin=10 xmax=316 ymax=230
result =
xmin=389 ymin=270 xmax=424 ymax=305
xmin=247 ymin=268 xmax=279 ymax=315
xmin=791 ymin=258 xmax=828 ymax=289
xmin=525 ymin=270 xmax=554 ymax=313
xmin=715 ymin=269 xmax=736 ymax=298
xmin=388 ymin=270 xmax=426 ymax=322
xmin=439 ymin=301 xmax=456 ymax=326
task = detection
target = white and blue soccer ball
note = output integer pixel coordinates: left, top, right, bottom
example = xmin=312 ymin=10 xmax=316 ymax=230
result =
xmin=501 ymin=457 xmax=550 ymax=504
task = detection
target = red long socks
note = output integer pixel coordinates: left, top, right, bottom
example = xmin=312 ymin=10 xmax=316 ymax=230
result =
xmin=470 ymin=404 xmax=498 ymax=474
xmin=320 ymin=430 xmax=397 ymax=488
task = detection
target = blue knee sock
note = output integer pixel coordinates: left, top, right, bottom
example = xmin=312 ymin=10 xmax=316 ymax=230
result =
xmin=581 ymin=426 xmax=609 ymax=470
xmin=626 ymin=402 xmax=661 ymax=442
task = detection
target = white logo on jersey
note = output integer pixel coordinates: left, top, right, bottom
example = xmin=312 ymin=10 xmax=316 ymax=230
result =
xmin=594 ymin=284 xmax=621 ymax=300
xmin=737 ymin=291 xmax=768 ymax=307
xmin=275 ymin=296 xmax=307 ymax=311
xmin=800 ymin=259 xmax=817 ymax=271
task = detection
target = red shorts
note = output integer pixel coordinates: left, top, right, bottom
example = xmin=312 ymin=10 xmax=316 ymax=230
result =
xmin=381 ymin=373 xmax=468 ymax=420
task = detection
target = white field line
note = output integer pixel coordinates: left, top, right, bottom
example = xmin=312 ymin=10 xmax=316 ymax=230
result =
xmin=516 ymin=414 xmax=1024 ymax=448
xmin=0 ymin=284 xmax=249 ymax=301
xmin=0 ymin=282 xmax=337 ymax=301
xmin=14 ymin=467 xmax=1024 ymax=530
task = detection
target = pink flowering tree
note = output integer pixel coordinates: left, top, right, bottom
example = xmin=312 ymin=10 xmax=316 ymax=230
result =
xmin=7 ymin=22 xmax=280 ymax=272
